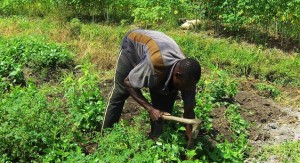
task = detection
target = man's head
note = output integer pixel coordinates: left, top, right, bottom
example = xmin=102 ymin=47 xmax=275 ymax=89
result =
xmin=172 ymin=58 xmax=201 ymax=91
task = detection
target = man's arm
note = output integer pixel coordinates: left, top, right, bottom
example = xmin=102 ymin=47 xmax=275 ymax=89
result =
xmin=183 ymin=104 xmax=196 ymax=146
xmin=124 ymin=76 xmax=162 ymax=121
xmin=182 ymin=89 xmax=196 ymax=147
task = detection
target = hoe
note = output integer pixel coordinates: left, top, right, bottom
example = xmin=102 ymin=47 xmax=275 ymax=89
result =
xmin=162 ymin=112 xmax=201 ymax=139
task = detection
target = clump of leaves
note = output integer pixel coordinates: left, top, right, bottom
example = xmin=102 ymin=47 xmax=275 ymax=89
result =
xmin=206 ymin=70 xmax=238 ymax=101
xmin=0 ymin=63 xmax=108 ymax=162
xmin=195 ymin=70 xmax=238 ymax=131
xmin=254 ymin=83 xmax=281 ymax=99
xmin=0 ymin=85 xmax=79 ymax=162
xmin=62 ymin=63 xmax=106 ymax=132
xmin=69 ymin=18 xmax=82 ymax=39
xmin=0 ymin=36 xmax=73 ymax=92
xmin=209 ymin=104 xmax=250 ymax=162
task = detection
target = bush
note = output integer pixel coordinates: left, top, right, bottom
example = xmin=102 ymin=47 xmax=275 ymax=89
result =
xmin=254 ymin=83 xmax=281 ymax=99
xmin=62 ymin=63 xmax=106 ymax=132
xmin=0 ymin=37 xmax=73 ymax=92
xmin=0 ymin=64 xmax=106 ymax=162
xmin=0 ymin=85 xmax=78 ymax=162
xmin=204 ymin=70 xmax=238 ymax=101
xmin=0 ymin=37 xmax=72 ymax=69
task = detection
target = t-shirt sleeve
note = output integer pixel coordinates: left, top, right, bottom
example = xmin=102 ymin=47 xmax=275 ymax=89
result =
xmin=182 ymin=88 xmax=196 ymax=107
xmin=128 ymin=56 xmax=156 ymax=89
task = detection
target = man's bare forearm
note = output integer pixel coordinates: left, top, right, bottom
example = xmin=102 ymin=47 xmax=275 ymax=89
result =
xmin=124 ymin=77 xmax=153 ymax=112
xmin=184 ymin=104 xmax=196 ymax=146
xmin=124 ymin=77 xmax=162 ymax=121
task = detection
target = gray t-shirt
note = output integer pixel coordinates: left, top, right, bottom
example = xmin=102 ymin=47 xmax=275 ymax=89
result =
xmin=121 ymin=29 xmax=195 ymax=106
xmin=123 ymin=29 xmax=185 ymax=87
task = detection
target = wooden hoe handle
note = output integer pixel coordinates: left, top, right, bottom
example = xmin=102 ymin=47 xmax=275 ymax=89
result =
xmin=162 ymin=113 xmax=201 ymax=139
xmin=162 ymin=115 xmax=201 ymax=125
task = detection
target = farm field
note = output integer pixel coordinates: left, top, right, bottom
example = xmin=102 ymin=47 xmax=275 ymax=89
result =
xmin=0 ymin=1 xmax=300 ymax=162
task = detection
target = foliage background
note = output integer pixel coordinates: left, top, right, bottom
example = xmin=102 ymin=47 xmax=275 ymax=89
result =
xmin=0 ymin=0 xmax=299 ymax=162
xmin=1 ymin=0 xmax=299 ymax=48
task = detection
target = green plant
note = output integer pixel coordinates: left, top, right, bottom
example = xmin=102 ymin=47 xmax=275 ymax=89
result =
xmin=62 ymin=63 xmax=106 ymax=132
xmin=0 ymin=62 xmax=108 ymax=162
xmin=254 ymin=83 xmax=281 ymax=99
xmin=0 ymin=55 xmax=25 ymax=89
xmin=0 ymin=85 xmax=79 ymax=162
xmin=210 ymin=104 xmax=250 ymax=162
xmin=0 ymin=36 xmax=73 ymax=91
xmin=194 ymin=83 xmax=214 ymax=131
xmin=205 ymin=70 xmax=238 ymax=101
xmin=69 ymin=18 xmax=82 ymax=39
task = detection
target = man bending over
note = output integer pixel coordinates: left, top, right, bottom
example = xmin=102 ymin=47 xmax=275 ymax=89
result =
xmin=101 ymin=29 xmax=201 ymax=143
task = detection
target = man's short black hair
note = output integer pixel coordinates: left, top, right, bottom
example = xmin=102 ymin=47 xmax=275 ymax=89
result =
xmin=178 ymin=58 xmax=201 ymax=82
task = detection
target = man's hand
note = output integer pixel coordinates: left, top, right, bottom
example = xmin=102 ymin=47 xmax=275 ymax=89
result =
xmin=148 ymin=108 xmax=162 ymax=121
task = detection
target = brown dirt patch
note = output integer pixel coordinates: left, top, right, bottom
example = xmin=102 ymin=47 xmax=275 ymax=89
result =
xmin=235 ymin=91 xmax=286 ymax=139
xmin=210 ymin=106 xmax=231 ymax=141
xmin=235 ymin=91 xmax=300 ymax=151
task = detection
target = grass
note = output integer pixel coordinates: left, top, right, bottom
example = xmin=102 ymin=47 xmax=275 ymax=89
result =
xmin=1 ymin=17 xmax=299 ymax=87
xmin=255 ymin=141 xmax=300 ymax=162
xmin=171 ymin=32 xmax=300 ymax=87
xmin=0 ymin=16 xmax=299 ymax=162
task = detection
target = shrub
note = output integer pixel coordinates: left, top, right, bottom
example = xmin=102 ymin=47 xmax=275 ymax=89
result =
xmin=254 ymin=83 xmax=281 ymax=99
xmin=204 ymin=70 xmax=238 ymax=101
xmin=62 ymin=63 xmax=106 ymax=132
xmin=0 ymin=85 xmax=78 ymax=162
xmin=0 ymin=63 xmax=106 ymax=162
xmin=0 ymin=37 xmax=73 ymax=92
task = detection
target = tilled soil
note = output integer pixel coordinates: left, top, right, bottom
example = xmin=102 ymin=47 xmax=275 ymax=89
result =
xmin=235 ymin=91 xmax=300 ymax=147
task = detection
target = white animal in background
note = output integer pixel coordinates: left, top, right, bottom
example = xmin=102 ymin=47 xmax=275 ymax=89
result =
xmin=180 ymin=19 xmax=201 ymax=30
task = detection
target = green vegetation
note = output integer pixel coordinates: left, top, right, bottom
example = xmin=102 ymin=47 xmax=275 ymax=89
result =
xmin=256 ymin=141 xmax=300 ymax=162
xmin=0 ymin=1 xmax=299 ymax=161
xmin=0 ymin=63 xmax=105 ymax=162
xmin=254 ymin=83 xmax=281 ymax=99
xmin=173 ymin=32 xmax=300 ymax=87
xmin=1 ymin=0 xmax=300 ymax=48
xmin=0 ymin=50 xmax=249 ymax=162
xmin=0 ymin=36 xmax=73 ymax=93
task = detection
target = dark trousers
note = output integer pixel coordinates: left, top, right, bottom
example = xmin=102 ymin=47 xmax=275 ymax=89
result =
xmin=101 ymin=52 xmax=177 ymax=138
xmin=102 ymin=51 xmax=131 ymax=129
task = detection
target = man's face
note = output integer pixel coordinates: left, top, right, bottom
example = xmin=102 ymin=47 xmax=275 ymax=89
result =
xmin=172 ymin=60 xmax=199 ymax=91
xmin=173 ymin=76 xmax=196 ymax=91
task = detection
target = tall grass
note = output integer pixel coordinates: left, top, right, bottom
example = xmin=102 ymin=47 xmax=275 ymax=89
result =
xmin=170 ymin=31 xmax=300 ymax=87
xmin=1 ymin=17 xmax=299 ymax=87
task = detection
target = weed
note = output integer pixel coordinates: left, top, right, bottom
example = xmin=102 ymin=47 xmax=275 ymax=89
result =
xmin=0 ymin=36 xmax=73 ymax=91
xmin=211 ymin=104 xmax=250 ymax=162
xmin=69 ymin=18 xmax=82 ymax=39
xmin=254 ymin=83 xmax=281 ymax=99
xmin=255 ymin=141 xmax=300 ymax=162
xmin=62 ymin=63 xmax=106 ymax=132
xmin=0 ymin=85 xmax=79 ymax=162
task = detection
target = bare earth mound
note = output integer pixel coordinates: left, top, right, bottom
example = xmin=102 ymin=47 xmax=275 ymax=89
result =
xmin=235 ymin=91 xmax=300 ymax=148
